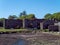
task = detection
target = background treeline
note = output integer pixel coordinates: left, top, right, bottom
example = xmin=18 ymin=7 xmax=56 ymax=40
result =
xmin=0 ymin=11 xmax=36 ymax=22
xmin=0 ymin=11 xmax=60 ymax=22
xmin=8 ymin=11 xmax=36 ymax=20
xmin=44 ymin=12 xmax=60 ymax=20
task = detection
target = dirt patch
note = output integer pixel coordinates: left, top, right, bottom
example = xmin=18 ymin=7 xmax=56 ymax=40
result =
xmin=0 ymin=32 xmax=60 ymax=45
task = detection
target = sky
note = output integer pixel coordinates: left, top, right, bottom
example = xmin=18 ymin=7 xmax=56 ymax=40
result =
xmin=0 ymin=0 xmax=60 ymax=19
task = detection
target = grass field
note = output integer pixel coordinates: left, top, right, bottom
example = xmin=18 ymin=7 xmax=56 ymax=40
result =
xmin=0 ymin=28 xmax=29 ymax=32
xmin=0 ymin=28 xmax=59 ymax=36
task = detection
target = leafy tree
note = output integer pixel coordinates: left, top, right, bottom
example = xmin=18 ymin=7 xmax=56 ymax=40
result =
xmin=0 ymin=18 xmax=5 ymax=22
xmin=26 ymin=14 xmax=35 ymax=19
xmin=19 ymin=11 xmax=36 ymax=19
xmin=19 ymin=11 xmax=27 ymax=17
xmin=20 ymin=13 xmax=23 ymax=17
xmin=19 ymin=14 xmax=36 ymax=19
xmin=8 ymin=15 xmax=17 ymax=19
xmin=44 ymin=13 xmax=52 ymax=19
xmin=44 ymin=12 xmax=60 ymax=20
xmin=22 ymin=11 xmax=27 ymax=15
xmin=19 ymin=15 xmax=26 ymax=19
xmin=52 ymin=12 xmax=60 ymax=20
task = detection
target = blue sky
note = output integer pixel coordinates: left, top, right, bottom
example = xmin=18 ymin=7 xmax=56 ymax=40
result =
xmin=0 ymin=0 xmax=60 ymax=19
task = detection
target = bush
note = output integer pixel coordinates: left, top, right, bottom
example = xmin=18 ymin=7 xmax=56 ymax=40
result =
xmin=44 ymin=29 xmax=49 ymax=32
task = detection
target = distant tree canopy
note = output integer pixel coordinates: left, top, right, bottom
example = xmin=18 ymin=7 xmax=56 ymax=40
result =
xmin=0 ymin=18 xmax=5 ymax=22
xmin=26 ymin=14 xmax=35 ymax=19
xmin=2 ymin=11 xmax=60 ymax=20
xmin=19 ymin=11 xmax=36 ymax=19
xmin=19 ymin=14 xmax=35 ymax=19
xmin=19 ymin=11 xmax=27 ymax=17
xmin=8 ymin=15 xmax=17 ymax=19
xmin=44 ymin=12 xmax=60 ymax=20
xmin=44 ymin=13 xmax=52 ymax=19
xmin=7 ymin=11 xmax=36 ymax=20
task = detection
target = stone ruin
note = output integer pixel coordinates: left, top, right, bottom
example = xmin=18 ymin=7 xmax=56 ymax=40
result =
xmin=0 ymin=19 xmax=59 ymax=32
xmin=4 ymin=19 xmax=23 ymax=29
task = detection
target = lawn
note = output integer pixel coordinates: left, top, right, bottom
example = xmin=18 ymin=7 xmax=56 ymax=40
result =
xmin=0 ymin=28 xmax=28 ymax=32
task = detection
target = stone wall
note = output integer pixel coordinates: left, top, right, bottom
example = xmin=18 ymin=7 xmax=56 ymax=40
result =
xmin=4 ymin=19 xmax=23 ymax=29
xmin=48 ymin=25 xmax=59 ymax=32
xmin=2 ymin=19 xmax=59 ymax=32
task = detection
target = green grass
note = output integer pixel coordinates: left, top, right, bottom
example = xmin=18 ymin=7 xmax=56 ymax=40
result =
xmin=0 ymin=28 xmax=28 ymax=32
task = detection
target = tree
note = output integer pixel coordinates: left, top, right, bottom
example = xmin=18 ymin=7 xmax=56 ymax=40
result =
xmin=22 ymin=11 xmax=26 ymax=15
xmin=26 ymin=14 xmax=35 ymax=19
xmin=52 ymin=12 xmax=60 ymax=20
xmin=8 ymin=15 xmax=17 ymax=19
xmin=19 ymin=14 xmax=36 ymax=19
xmin=0 ymin=18 xmax=5 ymax=23
xmin=19 ymin=15 xmax=26 ymax=19
xmin=20 ymin=13 xmax=23 ymax=17
xmin=19 ymin=11 xmax=27 ymax=17
xmin=44 ymin=13 xmax=52 ymax=19
xmin=44 ymin=12 xmax=60 ymax=20
xmin=19 ymin=11 xmax=36 ymax=19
